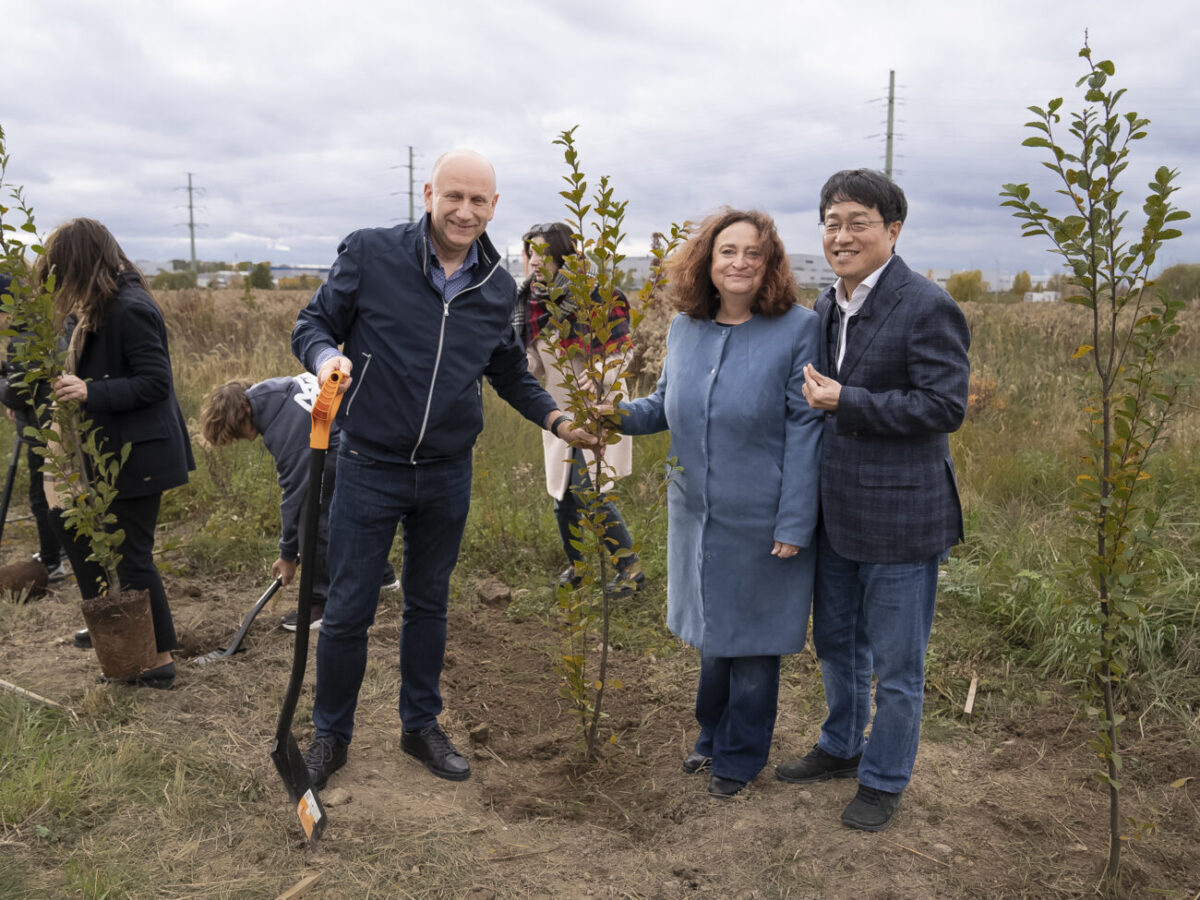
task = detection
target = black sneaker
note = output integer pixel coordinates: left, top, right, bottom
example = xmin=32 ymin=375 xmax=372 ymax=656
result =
xmin=74 ymin=628 xmax=91 ymax=649
xmin=841 ymin=785 xmax=902 ymax=832
xmin=281 ymin=605 xmax=324 ymax=632
xmin=401 ymin=723 xmax=470 ymax=781
xmin=33 ymin=553 xmax=70 ymax=583
xmin=775 ymin=743 xmax=861 ymax=784
xmin=557 ymin=567 xmax=582 ymax=589
xmin=304 ymin=734 xmax=347 ymax=790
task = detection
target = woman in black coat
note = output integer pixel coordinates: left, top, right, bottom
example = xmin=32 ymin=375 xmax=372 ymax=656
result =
xmin=35 ymin=218 xmax=194 ymax=687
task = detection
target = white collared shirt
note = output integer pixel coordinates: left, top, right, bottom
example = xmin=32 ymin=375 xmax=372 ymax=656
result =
xmin=833 ymin=255 xmax=895 ymax=371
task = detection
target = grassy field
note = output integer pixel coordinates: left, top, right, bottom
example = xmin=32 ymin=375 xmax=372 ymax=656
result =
xmin=0 ymin=288 xmax=1197 ymax=898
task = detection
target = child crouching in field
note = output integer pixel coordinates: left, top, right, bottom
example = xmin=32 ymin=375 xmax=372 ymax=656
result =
xmin=201 ymin=374 xmax=398 ymax=631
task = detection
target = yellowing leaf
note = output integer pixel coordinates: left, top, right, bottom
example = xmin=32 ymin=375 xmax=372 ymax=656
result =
xmin=1072 ymin=344 xmax=1094 ymax=359
xmin=1170 ymin=776 xmax=1193 ymax=789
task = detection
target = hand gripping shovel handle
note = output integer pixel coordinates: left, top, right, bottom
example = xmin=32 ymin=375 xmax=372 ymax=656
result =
xmin=271 ymin=371 xmax=343 ymax=842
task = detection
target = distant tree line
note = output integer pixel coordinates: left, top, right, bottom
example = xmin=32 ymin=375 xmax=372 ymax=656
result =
xmin=938 ymin=266 xmax=1197 ymax=304
xmin=151 ymin=260 xmax=277 ymax=291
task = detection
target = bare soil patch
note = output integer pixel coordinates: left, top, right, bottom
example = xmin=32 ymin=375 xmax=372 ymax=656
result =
xmin=2 ymin=564 xmax=1197 ymax=898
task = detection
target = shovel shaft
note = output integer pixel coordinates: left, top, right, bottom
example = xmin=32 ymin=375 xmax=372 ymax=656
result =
xmin=272 ymin=367 xmax=344 ymax=840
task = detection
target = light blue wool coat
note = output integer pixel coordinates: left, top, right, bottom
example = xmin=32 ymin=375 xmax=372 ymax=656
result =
xmin=620 ymin=305 xmax=823 ymax=657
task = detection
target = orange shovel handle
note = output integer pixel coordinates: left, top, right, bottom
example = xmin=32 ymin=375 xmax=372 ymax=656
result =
xmin=310 ymin=371 xmax=344 ymax=450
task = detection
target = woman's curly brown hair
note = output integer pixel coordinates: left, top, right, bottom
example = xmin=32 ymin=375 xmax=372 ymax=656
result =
xmin=200 ymin=381 xmax=255 ymax=446
xmin=666 ymin=208 xmax=796 ymax=320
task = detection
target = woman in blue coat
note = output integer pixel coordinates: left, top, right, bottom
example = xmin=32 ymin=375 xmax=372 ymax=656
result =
xmin=617 ymin=209 xmax=822 ymax=797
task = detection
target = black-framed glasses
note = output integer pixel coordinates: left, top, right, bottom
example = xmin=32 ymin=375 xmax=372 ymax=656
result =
xmin=819 ymin=219 xmax=884 ymax=236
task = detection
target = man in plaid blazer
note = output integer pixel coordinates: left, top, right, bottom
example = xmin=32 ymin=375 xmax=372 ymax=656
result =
xmin=776 ymin=169 xmax=971 ymax=832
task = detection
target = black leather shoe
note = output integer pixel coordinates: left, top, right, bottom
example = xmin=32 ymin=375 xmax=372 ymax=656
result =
xmin=401 ymin=723 xmax=470 ymax=781
xmin=304 ymin=734 xmax=347 ymax=791
xmin=841 ymin=785 xmax=902 ymax=832
xmin=97 ymin=661 xmax=176 ymax=690
xmin=707 ymin=774 xmax=746 ymax=798
xmin=682 ymin=751 xmax=712 ymax=774
xmin=74 ymin=628 xmax=91 ymax=649
xmin=776 ymin=743 xmax=861 ymax=784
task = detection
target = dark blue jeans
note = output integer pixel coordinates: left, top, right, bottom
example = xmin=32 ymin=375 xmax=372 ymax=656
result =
xmin=313 ymin=448 xmax=472 ymax=744
xmin=554 ymin=448 xmax=636 ymax=572
xmin=693 ymin=654 xmax=781 ymax=784
xmin=811 ymin=530 xmax=939 ymax=793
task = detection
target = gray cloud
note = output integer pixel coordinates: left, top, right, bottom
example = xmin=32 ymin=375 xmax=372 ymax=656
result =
xmin=4 ymin=0 xmax=1197 ymax=275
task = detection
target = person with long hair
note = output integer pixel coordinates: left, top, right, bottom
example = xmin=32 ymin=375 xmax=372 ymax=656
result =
xmin=516 ymin=222 xmax=642 ymax=592
xmin=34 ymin=218 xmax=194 ymax=688
xmin=614 ymin=209 xmax=823 ymax=797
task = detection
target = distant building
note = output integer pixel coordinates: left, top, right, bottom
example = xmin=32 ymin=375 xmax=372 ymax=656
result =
xmin=1023 ymin=291 xmax=1061 ymax=303
xmin=788 ymin=253 xmax=834 ymax=289
xmin=271 ymin=264 xmax=330 ymax=283
xmin=134 ymin=259 xmax=171 ymax=276
xmin=925 ymin=268 xmax=1061 ymax=294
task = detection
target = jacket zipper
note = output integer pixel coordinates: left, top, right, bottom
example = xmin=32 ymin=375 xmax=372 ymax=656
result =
xmin=344 ymin=352 xmax=372 ymax=416
xmin=409 ymin=257 xmax=504 ymax=463
xmin=410 ymin=302 xmax=450 ymax=463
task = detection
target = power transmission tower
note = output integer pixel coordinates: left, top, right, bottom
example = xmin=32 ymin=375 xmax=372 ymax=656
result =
xmin=885 ymin=70 xmax=895 ymax=179
xmin=390 ymin=147 xmax=420 ymax=223
xmin=177 ymin=173 xmax=205 ymax=275
xmin=406 ymin=146 xmax=416 ymax=223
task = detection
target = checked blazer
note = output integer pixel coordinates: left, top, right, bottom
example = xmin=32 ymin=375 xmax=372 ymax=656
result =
xmin=814 ymin=254 xmax=971 ymax=564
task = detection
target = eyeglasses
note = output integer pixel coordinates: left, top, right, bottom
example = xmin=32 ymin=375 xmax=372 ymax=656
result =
xmin=819 ymin=219 xmax=884 ymax=236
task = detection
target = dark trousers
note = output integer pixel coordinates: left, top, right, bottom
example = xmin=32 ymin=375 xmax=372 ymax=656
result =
xmin=314 ymin=449 xmax=472 ymax=744
xmin=693 ymin=654 xmax=781 ymax=784
xmin=25 ymin=439 xmax=62 ymax=567
xmin=554 ymin=449 xmax=636 ymax=571
xmin=53 ymin=492 xmax=176 ymax=653
xmin=299 ymin=452 xmax=396 ymax=606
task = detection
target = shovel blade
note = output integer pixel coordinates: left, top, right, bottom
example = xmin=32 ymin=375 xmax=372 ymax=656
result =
xmin=270 ymin=733 xmax=327 ymax=842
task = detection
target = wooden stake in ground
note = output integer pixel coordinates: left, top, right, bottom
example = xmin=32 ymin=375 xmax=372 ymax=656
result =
xmin=963 ymin=673 xmax=979 ymax=716
xmin=0 ymin=678 xmax=79 ymax=723
xmin=275 ymin=873 xmax=320 ymax=899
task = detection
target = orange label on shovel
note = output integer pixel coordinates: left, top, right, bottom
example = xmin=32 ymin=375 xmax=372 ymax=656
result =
xmin=297 ymin=789 xmax=324 ymax=839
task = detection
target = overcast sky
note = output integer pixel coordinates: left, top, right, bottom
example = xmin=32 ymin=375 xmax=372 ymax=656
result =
xmin=4 ymin=0 xmax=1198 ymax=279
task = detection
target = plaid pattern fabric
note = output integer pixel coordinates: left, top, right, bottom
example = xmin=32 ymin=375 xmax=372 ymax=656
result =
xmin=813 ymin=255 xmax=971 ymax=564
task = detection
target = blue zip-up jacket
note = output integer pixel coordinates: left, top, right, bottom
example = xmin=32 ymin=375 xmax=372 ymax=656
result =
xmin=292 ymin=217 xmax=556 ymax=464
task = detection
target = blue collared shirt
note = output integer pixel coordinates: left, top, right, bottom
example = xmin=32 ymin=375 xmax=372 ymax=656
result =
xmin=427 ymin=237 xmax=479 ymax=302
